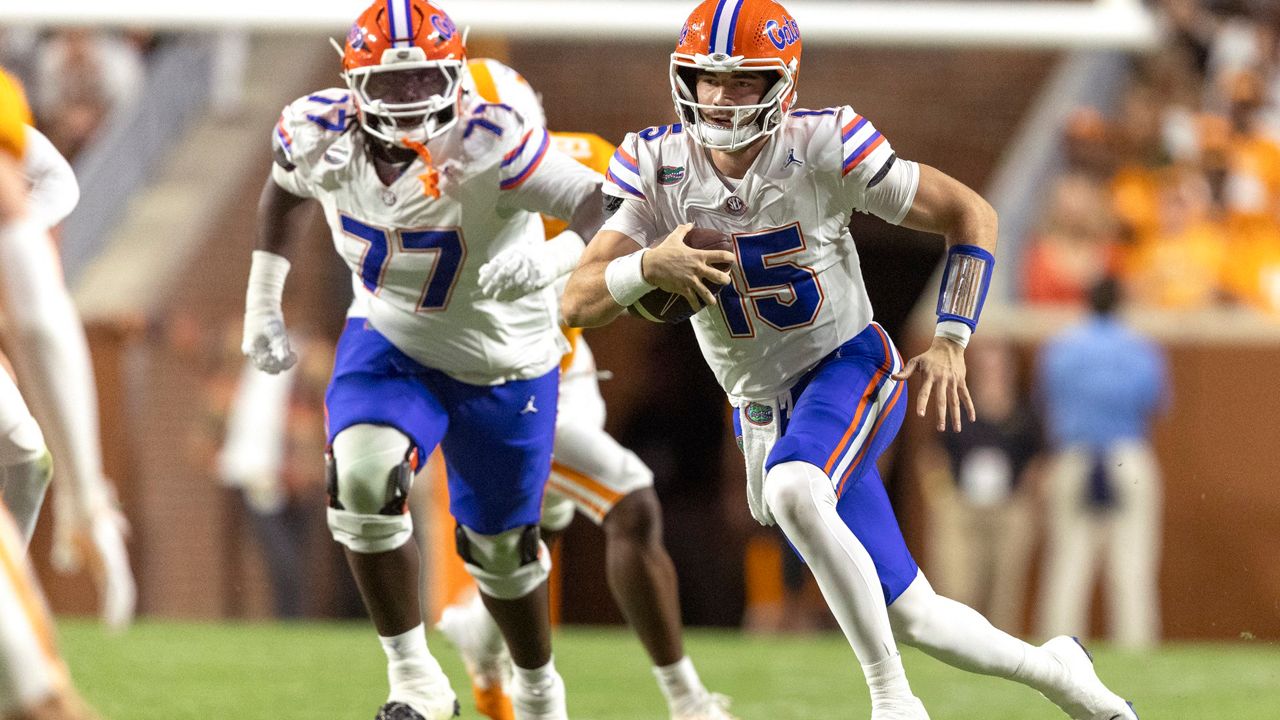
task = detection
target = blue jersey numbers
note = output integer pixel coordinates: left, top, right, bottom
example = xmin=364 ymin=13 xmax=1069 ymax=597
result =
xmin=718 ymin=223 xmax=824 ymax=337
xmin=340 ymin=215 xmax=466 ymax=312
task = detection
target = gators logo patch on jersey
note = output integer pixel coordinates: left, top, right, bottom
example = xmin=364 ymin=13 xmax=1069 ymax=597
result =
xmin=746 ymin=402 xmax=774 ymax=426
xmin=658 ymin=165 xmax=686 ymax=185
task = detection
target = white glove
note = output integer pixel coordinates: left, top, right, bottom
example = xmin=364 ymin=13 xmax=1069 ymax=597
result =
xmin=52 ymin=503 xmax=137 ymax=633
xmin=478 ymin=230 xmax=584 ymax=301
xmin=242 ymin=250 xmax=297 ymax=374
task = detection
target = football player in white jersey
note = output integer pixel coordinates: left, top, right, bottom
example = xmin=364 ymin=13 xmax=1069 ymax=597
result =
xmin=438 ymin=57 xmax=733 ymax=720
xmin=561 ymin=2 xmax=1138 ymax=720
xmin=243 ymin=3 xmax=601 ymax=719
xmin=0 ymin=64 xmax=102 ymax=720
xmin=0 ymin=72 xmax=135 ymax=633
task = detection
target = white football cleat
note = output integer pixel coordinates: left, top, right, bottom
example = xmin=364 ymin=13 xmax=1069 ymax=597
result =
xmin=511 ymin=671 xmax=568 ymax=720
xmin=1040 ymin=636 xmax=1138 ymax=720
xmin=870 ymin=696 xmax=931 ymax=720
xmin=436 ymin=602 xmax=514 ymax=720
xmin=672 ymin=691 xmax=737 ymax=720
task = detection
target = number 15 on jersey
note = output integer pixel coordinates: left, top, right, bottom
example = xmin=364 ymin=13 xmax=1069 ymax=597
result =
xmin=718 ymin=223 xmax=824 ymax=337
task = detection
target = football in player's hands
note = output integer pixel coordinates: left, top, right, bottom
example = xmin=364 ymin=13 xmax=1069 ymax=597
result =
xmin=629 ymin=227 xmax=734 ymax=324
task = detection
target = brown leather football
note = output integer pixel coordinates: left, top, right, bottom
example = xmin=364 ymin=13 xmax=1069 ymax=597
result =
xmin=628 ymin=227 xmax=734 ymax=324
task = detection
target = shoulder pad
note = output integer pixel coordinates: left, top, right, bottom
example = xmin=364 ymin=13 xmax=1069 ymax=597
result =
xmin=274 ymin=89 xmax=355 ymax=172
xmin=603 ymin=131 xmax=646 ymax=200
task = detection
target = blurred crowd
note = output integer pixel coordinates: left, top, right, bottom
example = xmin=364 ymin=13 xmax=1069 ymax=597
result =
xmin=0 ymin=27 xmax=148 ymax=161
xmin=1025 ymin=0 xmax=1280 ymax=314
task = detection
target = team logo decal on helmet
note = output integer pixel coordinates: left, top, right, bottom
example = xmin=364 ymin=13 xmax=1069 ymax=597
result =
xmin=670 ymin=0 xmax=803 ymax=151
xmin=340 ymin=0 xmax=468 ymax=148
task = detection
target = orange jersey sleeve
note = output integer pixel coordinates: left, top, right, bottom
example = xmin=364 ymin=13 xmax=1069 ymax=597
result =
xmin=0 ymin=68 xmax=33 ymax=161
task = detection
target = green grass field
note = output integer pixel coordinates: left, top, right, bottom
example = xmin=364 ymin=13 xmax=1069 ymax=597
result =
xmin=59 ymin=620 xmax=1279 ymax=719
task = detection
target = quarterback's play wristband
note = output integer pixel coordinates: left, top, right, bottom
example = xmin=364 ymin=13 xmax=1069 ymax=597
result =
xmin=935 ymin=244 xmax=995 ymax=331
xmin=605 ymin=249 xmax=654 ymax=307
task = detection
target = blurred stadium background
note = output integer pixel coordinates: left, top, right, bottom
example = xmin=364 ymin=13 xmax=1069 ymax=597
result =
xmin=3 ymin=0 xmax=1280 ymax=717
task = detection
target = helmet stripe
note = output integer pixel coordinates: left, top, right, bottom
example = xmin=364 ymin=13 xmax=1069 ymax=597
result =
xmin=710 ymin=0 xmax=745 ymax=55
xmin=725 ymin=0 xmax=745 ymax=55
xmin=385 ymin=0 xmax=413 ymax=47
xmin=709 ymin=0 xmax=729 ymax=54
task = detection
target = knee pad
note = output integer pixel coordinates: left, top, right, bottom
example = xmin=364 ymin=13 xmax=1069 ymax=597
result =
xmin=540 ymin=491 xmax=576 ymax=534
xmin=326 ymin=425 xmax=416 ymax=554
xmin=455 ymin=524 xmax=551 ymax=600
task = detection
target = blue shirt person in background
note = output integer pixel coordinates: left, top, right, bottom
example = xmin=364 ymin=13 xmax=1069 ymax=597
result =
xmin=1034 ymin=277 xmax=1169 ymax=649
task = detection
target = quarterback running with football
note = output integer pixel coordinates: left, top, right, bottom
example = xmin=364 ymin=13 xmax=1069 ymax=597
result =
xmin=561 ymin=2 xmax=1138 ymax=719
xmin=244 ymin=3 xmax=599 ymax=719
xmin=438 ymin=57 xmax=733 ymax=720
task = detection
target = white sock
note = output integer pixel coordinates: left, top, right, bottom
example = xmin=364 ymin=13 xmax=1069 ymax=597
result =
xmin=653 ymin=656 xmax=708 ymax=709
xmin=380 ymin=624 xmax=445 ymax=695
xmin=764 ymin=462 xmax=900 ymax=664
xmin=461 ymin=591 xmax=506 ymax=656
xmin=514 ymin=657 xmax=559 ymax=692
xmin=1011 ymin=644 xmax=1070 ymax=696
xmin=863 ymin=653 xmax=914 ymax=707
xmin=889 ymin=573 xmax=1065 ymax=694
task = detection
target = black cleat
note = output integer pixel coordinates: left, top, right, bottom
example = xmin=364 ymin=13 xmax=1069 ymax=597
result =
xmin=375 ymin=700 xmax=461 ymax=720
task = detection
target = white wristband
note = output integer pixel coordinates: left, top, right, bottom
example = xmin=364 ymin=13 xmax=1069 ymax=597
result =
xmin=935 ymin=320 xmax=972 ymax=348
xmin=245 ymin=250 xmax=291 ymax=314
xmin=604 ymin=249 xmax=655 ymax=307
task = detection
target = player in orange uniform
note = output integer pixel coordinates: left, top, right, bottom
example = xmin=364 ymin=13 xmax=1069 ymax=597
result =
xmin=0 ymin=69 xmax=135 ymax=632
xmin=437 ymin=58 xmax=734 ymax=720
xmin=0 ymin=65 xmax=102 ymax=720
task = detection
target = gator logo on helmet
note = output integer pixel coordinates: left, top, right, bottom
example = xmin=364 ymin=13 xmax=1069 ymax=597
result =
xmin=430 ymin=13 xmax=457 ymax=41
xmin=347 ymin=23 xmax=367 ymax=50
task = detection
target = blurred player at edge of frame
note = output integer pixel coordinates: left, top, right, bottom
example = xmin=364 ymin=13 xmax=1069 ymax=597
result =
xmin=554 ymin=1 xmax=1138 ymax=719
xmin=434 ymin=57 xmax=734 ymax=720
xmin=0 ymin=68 xmax=135 ymax=632
xmin=244 ymin=2 xmax=603 ymax=718
xmin=0 ymin=64 xmax=103 ymax=720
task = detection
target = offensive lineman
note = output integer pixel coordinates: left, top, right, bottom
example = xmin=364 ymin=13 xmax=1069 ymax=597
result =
xmin=244 ymin=3 xmax=597 ymax=719
xmin=559 ymin=2 xmax=1137 ymax=719
xmin=436 ymin=58 xmax=733 ymax=720
xmin=0 ymin=64 xmax=102 ymax=720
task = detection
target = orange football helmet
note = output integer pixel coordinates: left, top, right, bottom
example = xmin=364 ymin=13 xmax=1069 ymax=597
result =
xmin=341 ymin=0 xmax=467 ymax=145
xmin=671 ymin=0 xmax=802 ymax=151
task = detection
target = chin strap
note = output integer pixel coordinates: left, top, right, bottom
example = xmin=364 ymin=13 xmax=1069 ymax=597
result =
xmin=399 ymin=138 xmax=442 ymax=199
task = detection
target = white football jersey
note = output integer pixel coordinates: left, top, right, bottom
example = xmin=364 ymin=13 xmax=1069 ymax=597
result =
xmin=272 ymin=88 xmax=598 ymax=385
xmin=602 ymin=107 xmax=918 ymax=403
